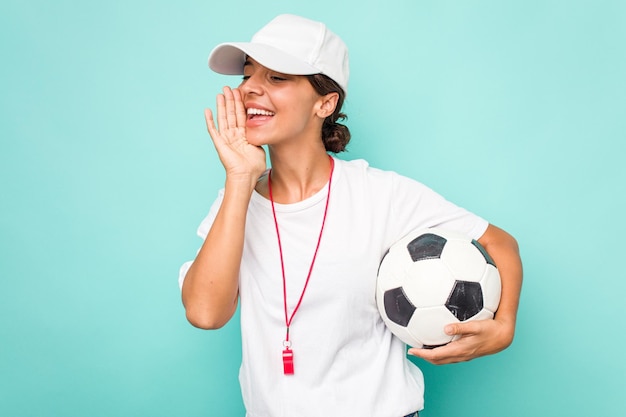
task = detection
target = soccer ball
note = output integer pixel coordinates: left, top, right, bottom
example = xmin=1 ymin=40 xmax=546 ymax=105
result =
xmin=376 ymin=228 xmax=501 ymax=348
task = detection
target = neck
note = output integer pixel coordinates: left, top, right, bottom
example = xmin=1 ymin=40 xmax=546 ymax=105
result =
xmin=264 ymin=146 xmax=332 ymax=204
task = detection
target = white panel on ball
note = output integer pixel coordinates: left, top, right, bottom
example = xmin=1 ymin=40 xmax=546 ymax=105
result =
xmin=441 ymin=240 xmax=487 ymax=282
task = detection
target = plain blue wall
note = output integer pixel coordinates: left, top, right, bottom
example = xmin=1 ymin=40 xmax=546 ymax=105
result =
xmin=1 ymin=1 xmax=624 ymax=416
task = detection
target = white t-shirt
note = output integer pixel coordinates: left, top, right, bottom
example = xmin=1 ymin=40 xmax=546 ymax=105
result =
xmin=179 ymin=157 xmax=488 ymax=417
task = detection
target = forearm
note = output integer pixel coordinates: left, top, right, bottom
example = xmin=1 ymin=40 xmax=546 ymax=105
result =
xmin=182 ymin=178 xmax=255 ymax=329
xmin=479 ymin=224 xmax=523 ymax=346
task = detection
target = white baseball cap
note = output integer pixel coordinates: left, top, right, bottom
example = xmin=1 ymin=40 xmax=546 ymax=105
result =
xmin=208 ymin=14 xmax=349 ymax=94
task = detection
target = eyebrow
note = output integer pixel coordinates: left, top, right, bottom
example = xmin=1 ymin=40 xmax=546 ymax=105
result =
xmin=243 ymin=56 xmax=255 ymax=68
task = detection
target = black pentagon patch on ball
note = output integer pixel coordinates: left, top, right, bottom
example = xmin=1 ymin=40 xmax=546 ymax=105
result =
xmin=471 ymin=239 xmax=496 ymax=267
xmin=407 ymin=233 xmax=447 ymax=262
xmin=445 ymin=280 xmax=483 ymax=321
xmin=384 ymin=287 xmax=416 ymax=327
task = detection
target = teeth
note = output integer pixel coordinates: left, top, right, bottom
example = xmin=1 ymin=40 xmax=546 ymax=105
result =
xmin=247 ymin=108 xmax=275 ymax=116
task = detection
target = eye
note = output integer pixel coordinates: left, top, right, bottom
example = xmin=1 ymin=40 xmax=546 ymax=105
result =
xmin=270 ymin=75 xmax=287 ymax=82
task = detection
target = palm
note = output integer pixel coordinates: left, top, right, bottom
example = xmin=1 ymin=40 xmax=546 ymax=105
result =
xmin=205 ymin=87 xmax=266 ymax=182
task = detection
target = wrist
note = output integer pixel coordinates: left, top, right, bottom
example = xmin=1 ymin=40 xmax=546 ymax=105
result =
xmin=225 ymin=172 xmax=260 ymax=194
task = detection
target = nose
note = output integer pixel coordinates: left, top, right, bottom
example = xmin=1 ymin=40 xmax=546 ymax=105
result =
xmin=239 ymin=72 xmax=264 ymax=97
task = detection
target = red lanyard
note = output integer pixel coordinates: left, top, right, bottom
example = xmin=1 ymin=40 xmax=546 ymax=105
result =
xmin=268 ymin=155 xmax=334 ymax=375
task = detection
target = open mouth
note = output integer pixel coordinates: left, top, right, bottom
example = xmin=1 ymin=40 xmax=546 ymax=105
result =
xmin=247 ymin=108 xmax=275 ymax=119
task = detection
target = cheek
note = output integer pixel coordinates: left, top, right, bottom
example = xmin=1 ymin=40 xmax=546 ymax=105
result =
xmin=286 ymin=106 xmax=318 ymax=134
xmin=286 ymin=103 xmax=311 ymax=121
xmin=285 ymin=95 xmax=320 ymax=124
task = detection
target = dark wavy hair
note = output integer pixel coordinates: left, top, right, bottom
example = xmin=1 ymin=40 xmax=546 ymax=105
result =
xmin=306 ymin=74 xmax=351 ymax=153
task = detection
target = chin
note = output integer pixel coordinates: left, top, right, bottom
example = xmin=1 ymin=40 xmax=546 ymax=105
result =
xmin=246 ymin=135 xmax=269 ymax=147
xmin=246 ymin=130 xmax=280 ymax=147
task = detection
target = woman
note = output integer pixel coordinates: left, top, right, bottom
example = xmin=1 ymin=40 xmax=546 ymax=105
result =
xmin=179 ymin=14 xmax=522 ymax=417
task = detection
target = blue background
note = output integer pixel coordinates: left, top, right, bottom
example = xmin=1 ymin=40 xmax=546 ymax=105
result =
xmin=1 ymin=1 xmax=624 ymax=416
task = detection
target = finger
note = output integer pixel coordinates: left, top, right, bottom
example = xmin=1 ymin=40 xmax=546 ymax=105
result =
xmin=204 ymin=108 xmax=220 ymax=140
xmin=223 ymin=86 xmax=238 ymax=129
xmin=408 ymin=346 xmax=447 ymax=365
xmin=408 ymin=343 xmax=466 ymax=365
xmin=232 ymin=88 xmax=247 ymax=127
xmin=215 ymin=93 xmax=227 ymax=132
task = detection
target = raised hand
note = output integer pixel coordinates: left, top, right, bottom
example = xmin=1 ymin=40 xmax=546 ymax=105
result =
xmin=205 ymin=86 xmax=267 ymax=188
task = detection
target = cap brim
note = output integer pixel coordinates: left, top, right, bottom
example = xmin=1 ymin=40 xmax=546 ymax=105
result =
xmin=208 ymin=42 xmax=321 ymax=76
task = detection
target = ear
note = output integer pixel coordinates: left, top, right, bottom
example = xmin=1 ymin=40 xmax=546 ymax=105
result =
xmin=315 ymin=92 xmax=339 ymax=118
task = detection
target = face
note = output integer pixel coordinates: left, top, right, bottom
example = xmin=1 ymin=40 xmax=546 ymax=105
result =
xmin=239 ymin=58 xmax=334 ymax=147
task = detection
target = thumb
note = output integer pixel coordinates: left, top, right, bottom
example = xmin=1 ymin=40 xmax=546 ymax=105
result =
xmin=445 ymin=321 xmax=479 ymax=337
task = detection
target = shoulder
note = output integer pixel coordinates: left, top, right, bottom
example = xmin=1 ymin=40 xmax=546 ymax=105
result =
xmin=335 ymin=157 xmax=395 ymax=179
xmin=335 ymin=157 xmax=425 ymax=189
